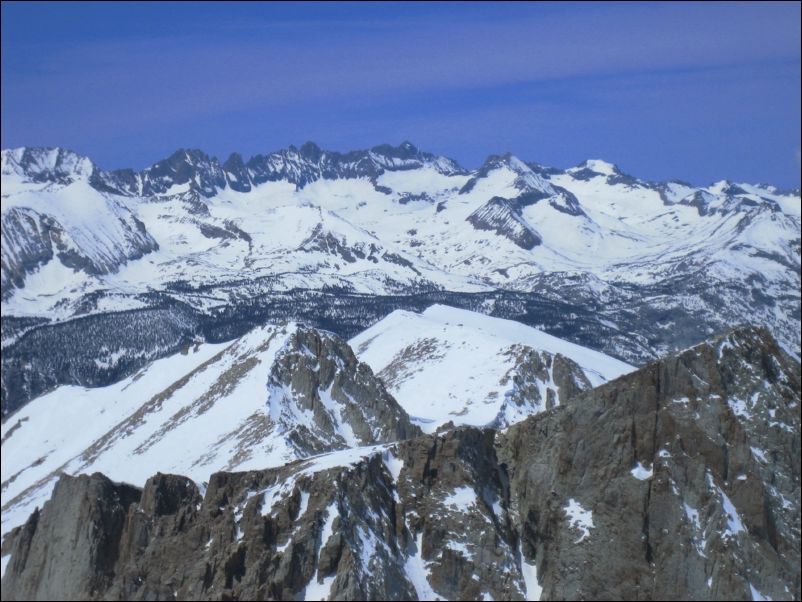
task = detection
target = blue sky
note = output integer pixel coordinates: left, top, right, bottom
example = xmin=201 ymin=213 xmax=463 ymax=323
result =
xmin=2 ymin=2 xmax=800 ymax=187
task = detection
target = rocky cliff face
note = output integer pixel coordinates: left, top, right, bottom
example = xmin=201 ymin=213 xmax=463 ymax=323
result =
xmin=466 ymin=196 xmax=543 ymax=250
xmin=2 ymin=326 xmax=799 ymax=600
xmin=1 ymin=146 xmax=161 ymax=301
xmin=500 ymin=325 xmax=800 ymax=601
xmin=0 ymin=208 xmax=57 ymax=294
xmin=266 ymin=325 xmax=421 ymax=455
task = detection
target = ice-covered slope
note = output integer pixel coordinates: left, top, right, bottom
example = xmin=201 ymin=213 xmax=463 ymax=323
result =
xmin=350 ymin=304 xmax=634 ymax=432
xmin=0 ymin=322 xmax=417 ymax=537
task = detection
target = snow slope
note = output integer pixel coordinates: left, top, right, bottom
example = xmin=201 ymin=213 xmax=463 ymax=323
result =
xmin=0 ymin=304 xmax=634 ymax=536
xmin=0 ymin=322 xmax=411 ymax=538
xmin=351 ymin=304 xmax=634 ymax=432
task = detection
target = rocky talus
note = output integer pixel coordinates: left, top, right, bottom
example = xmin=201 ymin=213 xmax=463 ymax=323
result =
xmin=2 ymin=326 xmax=799 ymax=600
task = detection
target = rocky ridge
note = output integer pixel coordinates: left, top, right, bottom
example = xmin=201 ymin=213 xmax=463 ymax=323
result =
xmin=2 ymin=325 xmax=798 ymax=600
xmin=0 ymin=322 xmax=419 ymax=539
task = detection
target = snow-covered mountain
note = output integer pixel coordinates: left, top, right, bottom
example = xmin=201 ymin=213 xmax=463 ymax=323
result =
xmin=1 ymin=143 xmax=800 ymax=416
xmin=0 ymin=322 xmax=417 ymax=538
xmin=1 ymin=305 xmax=631 ymax=540
xmin=350 ymin=304 xmax=633 ymax=431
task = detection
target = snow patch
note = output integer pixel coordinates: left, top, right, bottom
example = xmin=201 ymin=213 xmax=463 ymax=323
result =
xmin=443 ymin=486 xmax=478 ymax=512
xmin=749 ymin=583 xmax=773 ymax=601
xmin=564 ymin=498 xmax=595 ymax=543
xmin=299 ymin=444 xmax=387 ymax=477
xmin=728 ymin=396 xmax=752 ymax=419
xmin=519 ymin=542 xmax=543 ymax=601
xmin=382 ymin=449 xmax=404 ymax=482
xmin=716 ymin=485 xmax=746 ymax=537
xmin=630 ymin=461 xmax=653 ymax=480
xmin=683 ymin=502 xmax=707 ymax=556
xmin=303 ymin=501 xmax=339 ymax=601
xmin=404 ymin=533 xmax=441 ymax=601
xmin=298 ymin=490 xmax=310 ymax=519
xmin=750 ymin=446 xmax=768 ymax=463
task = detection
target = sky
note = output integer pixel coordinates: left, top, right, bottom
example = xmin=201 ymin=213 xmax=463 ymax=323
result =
xmin=2 ymin=1 xmax=800 ymax=187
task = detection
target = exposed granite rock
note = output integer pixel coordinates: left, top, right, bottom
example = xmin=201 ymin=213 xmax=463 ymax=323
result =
xmin=2 ymin=430 xmax=515 ymax=601
xmin=466 ymin=196 xmax=542 ymax=250
xmin=493 ymin=346 xmax=593 ymax=425
xmin=268 ymin=325 xmax=421 ymax=455
xmin=2 ymin=326 xmax=799 ymax=601
xmin=2 ymin=473 xmax=141 ymax=601
xmin=500 ymin=325 xmax=800 ymax=601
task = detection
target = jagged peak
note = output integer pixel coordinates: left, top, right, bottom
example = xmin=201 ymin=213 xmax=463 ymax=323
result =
xmin=462 ymin=152 xmax=555 ymax=196
xmin=704 ymin=179 xmax=758 ymax=198
xmin=247 ymin=141 xmax=465 ymax=178
xmin=476 ymin=152 xmax=517 ymax=169
xmin=681 ymin=189 xmax=717 ymax=203
xmin=365 ymin=141 xmax=465 ymax=175
xmin=1 ymin=146 xmax=96 ymax=182
xmin=369 ymin=141 xmax=419 ymax=159
xmin=2 ymin=146 xmax=795 ymax=197
xmin=298 ymin=140 xmax=323 ymax=160
xmin=707 ymin=179 xmax=733 ymax=192
xmin=640 ymin=324 xmax=799 ymax=378
xmin=222 ymin=151 xmax=245 ymax=166
xmin=569 ymin=158 xmax=622 ymax=176
xmin=150 ymin=147 xmax=217 ymax=170
xmin=475 ymin=153 xmax=549 ymax=178
xmin=697 ymin=323 xmax=794 ymax=359
xmin=525 ymin=161 xmax=564 ymax=177
xmin=2 ymin=145 xmax=89 ymax=162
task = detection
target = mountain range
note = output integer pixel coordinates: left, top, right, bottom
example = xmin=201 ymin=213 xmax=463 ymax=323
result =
xmin=1 ymin=142 xmax=800 ymax=600
xmin=2 ymin=143 xmax=799 ymax=417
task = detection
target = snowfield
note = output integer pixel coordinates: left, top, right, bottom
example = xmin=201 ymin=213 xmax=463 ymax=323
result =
xmin=351 ymin=304 xmax=633 ymax=432
xmin=2 ymin=146 xmax=799 ymax=362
